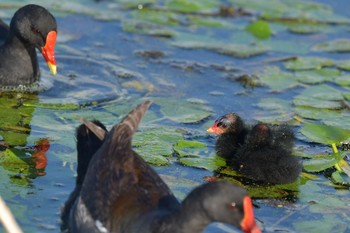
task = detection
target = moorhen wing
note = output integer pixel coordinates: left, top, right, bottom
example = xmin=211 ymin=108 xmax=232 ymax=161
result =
xmin=0 ymin=4 xmax=57 ymax=87
xmin=61 ymin=101 xmax=261 ymax=233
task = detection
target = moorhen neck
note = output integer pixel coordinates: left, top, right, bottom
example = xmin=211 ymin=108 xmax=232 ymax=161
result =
xmin=207 ymin=113 xmax=249 ymax=159
xmin=235 ymin=123 xmax=302 ymax=184
xmin=0 ymin=4 xmax=57 ymax=87
xmin=62 ymin=101 xmax=261 ymax=233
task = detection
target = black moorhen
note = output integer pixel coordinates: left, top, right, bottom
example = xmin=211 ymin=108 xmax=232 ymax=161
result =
xmin=0 ymin=4 xmax=57 ymax=86
xmin=207 ymin=113 xmax=249 ymax=160
xmin=235 ymin=123 xmax=302 ymax=184
xmin=61 ymin=101 xmax=261 ymax=233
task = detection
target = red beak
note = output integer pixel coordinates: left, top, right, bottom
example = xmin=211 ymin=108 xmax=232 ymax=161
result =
xmin=41 ymin=30 xmax=57 ymax=75
xmin=241 ymin=196 xmax=262 ymax=233
xmin=207 ymin=123 xmax=225 ymax=134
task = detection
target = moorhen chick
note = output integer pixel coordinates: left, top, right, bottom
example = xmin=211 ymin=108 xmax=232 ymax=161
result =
xmin=235 ymin=123 xmax=302 ymax=184
xmin=0 ymin=4 xmax=57 ymax=86
xmin=207 ymin=113 xmax=249 ymax=160
xmin=61 ymin=101 xmax=261 ymax=233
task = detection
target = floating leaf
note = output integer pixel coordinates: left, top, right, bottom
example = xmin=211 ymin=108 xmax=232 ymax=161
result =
xmin=331 ymin=171 xmax=350 ymax=186
xmin=300 ymin=123 xmax=350 ymax=145
xmin=283 ymin=56 xmax=334 ymax=70
xmin=122 ymin=20 xmax=176 ymax=37
xmin=173 ymin=140 xmax=207 ymax=157
xmin=303 ymin=152 xmax=346 ymax=172
xmin=312 ymin=39 xmax=350 ymax=53
xmin=188 ymin=16 xmax=232 ymax=28
xmin=246 ymin=20 xmax=271 ymax=39
xmin=165 ymin=0 xmax=220 ymax=13
xmin=257 ymin=66 xmax=300 ymax=91
xmin=333 ymin=75 xmax=350 ymax=87
xmin=295 ymin=106 xmax=343 ymax=121
xmin=178 ymin=155 xmax=226 ymax=171
xmin=295 ymin=68 xmax=340 ymax=84
xmin=155 ymin=98 xmax=212 ymax=124
xmin=287 ymin=23 xmax=329 ymax=34
xmin=293 ymin=217 xmax=348 ymax=233
xmin=131 ymin=9 xmax=180 ymax=26
xmin=336 ymin=60 xmax=350 ymax=70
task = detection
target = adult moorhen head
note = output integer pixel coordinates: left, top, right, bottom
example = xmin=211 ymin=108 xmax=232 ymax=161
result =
xmin=0 ymin=4 xmax=57 ymax=87
xmin=236 ymin=123 xmax=302 ymax=184
xmin=61 ymin=101 xmax=261 ymax=233
xmin=207 ymin=113 xmax=249 ymax=160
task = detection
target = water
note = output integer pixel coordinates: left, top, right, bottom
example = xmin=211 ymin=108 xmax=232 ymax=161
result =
xmin=1 ymin=1 xmax=350 ymax=232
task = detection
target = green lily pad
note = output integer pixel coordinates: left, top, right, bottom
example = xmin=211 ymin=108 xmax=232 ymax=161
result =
xmin=293 ymin=84 xmax=344 ymax=109
xmin=331 ymin=171 xmax=350 ymax=186
xmin=178 ymin=155 xmax=226 ymax=171
xmin=257 ymin=66 xmax=300 ymax=91
xmin=295 ymin=68 xmax=340 ymax=84
xmin=283 ymin=57 xmax=334 ymax=70
xmin=116 ymin=0 xmax=157 ymax=9
xmin=287 ymin=23 xmax=329 ymax=34
xmin=173 ymin=140 xmax=207 ymax=157
xmin=336 ymin=60 xmax=350 ymax=70
xmin=312 ymin=39 xmax=350 ymax=53
xmin=133 ymin=125 xmax=184 ymax=166
xmin=333 ymin=75 xmax=350 ymax=86
xmin=131 ymin=9 xmax=180 ymax=26
xmin=293 ymin=217 xmax=348 ymax=233
xmin=122 ymin=20 xmax=176 ymax=37
xmin=165 ymin=0 xmax=220 ymax=13
xmin=303 ymin=152 xmax=346 ymax=172
xmin=300 ymin=123 xmax=350 ymax=145
xmin=246 ymin=20 xmax=271 ymax=39
xmin=155 ymin=98 xmax=212 ymax=124
xmin=188 ymin=16 xmax=232 ymax=28
xmin=256 ymin=98 xmax=292 ymax=111
xmin=295 ymin=106 xmax=343 ymax=121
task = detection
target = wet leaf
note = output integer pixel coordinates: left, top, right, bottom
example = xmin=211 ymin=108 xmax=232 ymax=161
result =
xmin=293 ymin=217 xmax=348 ymax=233
xmin=283 ymin=56 xmax=334 ymax=70
xmin=173 ymin=140 xmax=207 ymax=157
xmin=257 ymin=66 xmax=300 ymax=91
xmin=331 ymin=170 xmax=350 ymax=186
xmin=295 ymin=68 xmax=340 ymax=84
xmin=133 ymin=126 xmax=184 ymax=166
xmin=287 ymin=23 xmax=329 ymax=34
xmin=303 ymin=152 xmax=346 ymax=172
xmin=188 ymin=16 xmax=232 ymax=28
xmin=300 ymin=123 xmax=350 ymax=145
xmin=295 ymin=106 xmax=343 ymax=121
xmin=165 ymin=0 xmax=220 ymax=13
xmin=246 ymin=20 xmax=271 ymax=39
xmin=155 ymin=98 xmax=212 ymax=124
xmin=333 ymin=75 xmax=350 ymax=87
xmin=122 ymin=20 xmax=176 ymax=37
xmin=312 ymin=39 xmax=350 ymax=53
xmin=178 ymin=155 xmax=226 ymax=171
xmin=131 ymin=9 xmax=180 ymax=26
xmin=336 ymin=60 xmax=350 ymax=70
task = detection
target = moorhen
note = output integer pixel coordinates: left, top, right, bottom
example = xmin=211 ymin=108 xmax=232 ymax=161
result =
xmin=0 ymin=4 xmax=57 ymax=86
xmin=61 ymin=101 xmax=261 ymax=233
xmin=207 ymin=113 xmax=249 ymax=160
xmin=235 ymin=123 xmax=302 ymax=184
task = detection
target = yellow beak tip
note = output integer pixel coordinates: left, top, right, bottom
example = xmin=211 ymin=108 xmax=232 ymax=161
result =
xmin=47 ymin=62 xmax=57 ymax=75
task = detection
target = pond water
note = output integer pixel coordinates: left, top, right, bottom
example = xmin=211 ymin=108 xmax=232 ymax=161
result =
xmin=1 ymin=0 xmax=350 ymax=232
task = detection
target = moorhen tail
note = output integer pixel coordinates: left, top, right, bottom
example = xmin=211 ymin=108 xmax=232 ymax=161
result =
xmin=207 ymin=113 xmax=249 ymax=160
xmin=62 ymin=101 xmax=261 ymax=233
xmin=0 ymin=4 xmax=57 ymax=87
xmin=236 ymin=123 xmax=302 ymax=184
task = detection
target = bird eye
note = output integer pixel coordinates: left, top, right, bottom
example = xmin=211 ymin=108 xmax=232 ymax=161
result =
xmin=227 ymin=202 xmax=237 ymax=210
xmin=31 ymin=26 xmax=40 ymax=35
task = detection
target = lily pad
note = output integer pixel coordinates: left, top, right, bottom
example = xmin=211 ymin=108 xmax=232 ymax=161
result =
xmin=287 ymin=23 xmax=329 ymax=34
xmin=295 ymin=106 xmax=343 ymax=121
xmin=303 ymin=152 xmax=346 ymax=172
xmin=312 ymin=39 xmax=350 ymax=53
xmin=173 ymin=140 xmax=207 ymax=157
xmin=178 ymin=155 xmax=226 ymax=171
xmin=283 ymin=56 xmax=334 ymax=70
xmin=155 ymin=98 xmax=212 ymax=124
xmin=131 ymin=9 xmax=180 ymax=26
xmin=165 ymin=0 xmax=220 ymax=13
xmin=331 ymin=170 xmax=350 ymax=186
xmin=333 ymin=75 xmax=350 ymax=87
xmin=336 ymin=60 xmax=350 ymax=70
xmin=293 ymin=217 xmax=348 ymax=233
xmin=300 ymin=123 xmax=350 ymax=145
xmin=257 ymin=66 xmax=300 ymax=91
xmin=133 ymin=125 xmax=184 ymax=166
xmin=246 ymin=20 xmax=271 ymax=39
xmin=295 ymin=68 xmax=340 ymax=84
